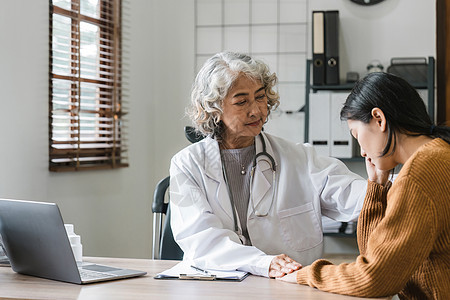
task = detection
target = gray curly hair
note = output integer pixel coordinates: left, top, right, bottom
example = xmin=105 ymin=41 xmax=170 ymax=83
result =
xmin=187 ymin=52 xmax=280 ymax=139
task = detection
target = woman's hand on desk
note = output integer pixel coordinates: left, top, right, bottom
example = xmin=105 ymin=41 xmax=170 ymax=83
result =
xmin=276 ymin=270 xmax=298 ymax=283
xmin=269 ymin=254 xmax=302 ymax=278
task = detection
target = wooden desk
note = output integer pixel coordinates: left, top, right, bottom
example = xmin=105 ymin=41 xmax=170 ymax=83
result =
xmin=0 ymin=255 xmax=388 ymax=300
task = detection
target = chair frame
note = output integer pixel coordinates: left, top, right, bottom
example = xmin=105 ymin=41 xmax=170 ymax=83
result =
xmin=151 ymin=176 xmax=170 ymax=260
xmin=151 ymin=126 xmax=204 ymax=259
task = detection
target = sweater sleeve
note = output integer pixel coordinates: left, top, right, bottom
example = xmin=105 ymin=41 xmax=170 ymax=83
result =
xmin=357 ymin=180 xmax=390 ymax=255
xmin=296 ymin=177 xmax=437 ymax=298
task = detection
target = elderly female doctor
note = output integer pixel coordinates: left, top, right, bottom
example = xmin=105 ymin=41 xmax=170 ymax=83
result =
xmin=169 ymin=52 xmax=366 ymax=278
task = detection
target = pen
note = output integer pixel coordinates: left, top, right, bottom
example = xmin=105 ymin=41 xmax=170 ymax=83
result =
xmin=190 ymin=265 xmax=210 ymax=275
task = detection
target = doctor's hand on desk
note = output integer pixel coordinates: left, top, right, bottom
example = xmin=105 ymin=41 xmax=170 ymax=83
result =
xmin=269 ymin=254 xmax=302 ymax=278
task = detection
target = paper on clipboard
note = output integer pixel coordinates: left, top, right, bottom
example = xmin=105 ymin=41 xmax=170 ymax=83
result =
xmin=154 ymin=260 xmax=249 ymax=281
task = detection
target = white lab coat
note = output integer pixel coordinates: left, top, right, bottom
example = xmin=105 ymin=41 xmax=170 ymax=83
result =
xmin=169 ymin=132 xmax=366 ymax=277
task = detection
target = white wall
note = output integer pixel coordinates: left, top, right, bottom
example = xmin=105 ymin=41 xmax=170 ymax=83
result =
xmin=308 ymin=0 xmax=436 ymax=80
xmin=0 ymin=0 xmax=435 ymax=259
xmin=0 ymin=0 xmax=194 ymax=259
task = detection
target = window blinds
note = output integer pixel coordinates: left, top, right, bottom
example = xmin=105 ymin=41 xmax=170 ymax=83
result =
xmin=49 ymin=0 xmax=127 ymax=171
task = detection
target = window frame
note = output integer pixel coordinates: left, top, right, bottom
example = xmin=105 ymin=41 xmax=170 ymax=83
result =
xmin=49 ymin=0 xmax=127 ymax=172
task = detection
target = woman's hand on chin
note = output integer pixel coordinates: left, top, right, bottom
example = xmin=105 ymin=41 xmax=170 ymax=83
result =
xmin=365 ymin=157 xmax=390 ymax=186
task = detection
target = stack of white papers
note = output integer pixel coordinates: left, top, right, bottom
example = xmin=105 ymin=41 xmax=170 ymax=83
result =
xmin=155 ymin=261 xmax=249 ymax=281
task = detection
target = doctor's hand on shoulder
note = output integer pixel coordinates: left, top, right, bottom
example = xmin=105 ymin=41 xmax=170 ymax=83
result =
xmin=269 ymin=254 xmax=302 ymax=278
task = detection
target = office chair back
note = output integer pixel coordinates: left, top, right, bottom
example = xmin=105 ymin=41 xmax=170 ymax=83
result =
xmin=152 ymin=126 xmax=205 ymax=260
xmin=184 ymin=126 xmax=205 ymax=143
xmin=152 ymin=176 xmax=183 ymax=260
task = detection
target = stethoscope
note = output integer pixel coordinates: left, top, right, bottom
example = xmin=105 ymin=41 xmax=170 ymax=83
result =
xmin=222 ymin=133 xmax=277 ymax=237
xmin=250 ymin=133 xmax=277 ymax=217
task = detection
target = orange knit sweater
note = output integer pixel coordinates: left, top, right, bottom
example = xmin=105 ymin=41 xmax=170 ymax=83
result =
xmin=296 ymin=138 xmax=450 ymax=299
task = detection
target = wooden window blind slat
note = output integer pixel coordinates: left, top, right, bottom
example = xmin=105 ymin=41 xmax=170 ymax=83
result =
xmin=49 ymin=0 xmax=127 ymax=172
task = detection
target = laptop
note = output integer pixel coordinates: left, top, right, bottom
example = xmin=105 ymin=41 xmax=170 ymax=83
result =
xmin=0 ymin=198 xmax=147 ymax=284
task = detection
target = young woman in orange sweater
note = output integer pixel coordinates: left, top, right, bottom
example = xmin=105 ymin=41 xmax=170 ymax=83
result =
xmin=279 ymin=72 xmax=450 ymax=299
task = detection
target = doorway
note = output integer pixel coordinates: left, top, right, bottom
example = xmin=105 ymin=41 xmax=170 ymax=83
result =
xmin=437 ymin=0 xmax=450 ymax=124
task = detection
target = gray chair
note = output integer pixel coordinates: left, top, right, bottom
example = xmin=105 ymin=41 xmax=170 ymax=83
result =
xmin=151 ymin=176 xmax=183 ymax=260
xmin=151 ymin=126 xmax=204 ymax=260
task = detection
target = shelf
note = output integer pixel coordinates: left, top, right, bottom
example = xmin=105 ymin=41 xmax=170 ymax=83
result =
xmin=337 ymin=157 xmax=364 ymax=162
xmin=324 ymin=232 xmax=356 ymax=238
xmin=410 ymin=83 xmax=429 ymax=89
xmin=311 ymin=83 xmax=355 ymax=91
xmin=311 ymin=82 xmax=428 ymax=92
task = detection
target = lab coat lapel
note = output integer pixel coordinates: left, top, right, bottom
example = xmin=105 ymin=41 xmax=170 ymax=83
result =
xmin=203 ymin=137 xmax=235 ymax=222
xmin=249 ymin=133 xmax=276 ymax=214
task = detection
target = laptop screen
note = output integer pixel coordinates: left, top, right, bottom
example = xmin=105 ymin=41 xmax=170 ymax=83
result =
xmin=0 ymin=199 xmax=82 ymax=283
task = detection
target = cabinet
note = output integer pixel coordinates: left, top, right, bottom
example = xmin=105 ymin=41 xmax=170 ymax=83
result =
xmin=304 ymin=57 xmax=435 ymax=160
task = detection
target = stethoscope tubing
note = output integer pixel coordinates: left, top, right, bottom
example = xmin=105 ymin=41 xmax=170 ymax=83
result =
xmin=253 ymin=133 xmax=276 ymax=172
xmin=222 ymin=133 xmax=277 ymax=238
xmin=249 ymin=133 xmax=277 ymax=217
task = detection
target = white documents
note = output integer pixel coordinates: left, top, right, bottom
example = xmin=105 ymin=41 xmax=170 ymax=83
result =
xmin=330 ymin=92 xmax=354 ymax=158
xmin=155 ymin=260 xmax=249 ymax=281
xmin=309 ymin=92 xmax=331 ymax=157
xmin=309 ymin=91 xmax=355 ymax=158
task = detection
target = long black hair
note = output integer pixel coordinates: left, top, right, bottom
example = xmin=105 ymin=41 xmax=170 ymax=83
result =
xmin=341 ymin=72 xmax=450 ymax=157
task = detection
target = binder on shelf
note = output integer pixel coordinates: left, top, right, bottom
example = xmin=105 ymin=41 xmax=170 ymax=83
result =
xmin=309 ymin=92 xmax=330 ymax=157
xmin=312 ymin=11 xmax=325 ymax=85
xmin=330 ymin=92 xmax=354 ymax=158
xmin=324 ymin=10 xmax=339 ymax=85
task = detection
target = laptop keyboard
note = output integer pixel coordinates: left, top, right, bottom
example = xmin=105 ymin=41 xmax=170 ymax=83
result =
xmin=82 ymin=264 xmax=122 ymax=272
xmin=79 ymin=267 xmax=117 ymax=281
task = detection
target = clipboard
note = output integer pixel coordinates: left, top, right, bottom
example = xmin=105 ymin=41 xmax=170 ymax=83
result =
xmin=154 ymin=261 xmax=249 ymax=282
xmin=154 ymin=273 xmax=248 ymax=282
xmin=179 ymin=274 xmax=217 ymax=280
